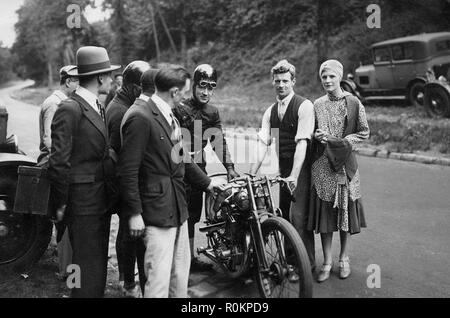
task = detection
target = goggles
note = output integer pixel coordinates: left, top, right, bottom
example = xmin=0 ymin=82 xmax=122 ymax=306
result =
xmin=198 ymin=80 xmax=217 ymax=90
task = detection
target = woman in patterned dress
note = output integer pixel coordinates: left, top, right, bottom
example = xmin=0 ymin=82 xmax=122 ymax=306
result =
xmin=308 ymin=59 xmax=370 ymax=282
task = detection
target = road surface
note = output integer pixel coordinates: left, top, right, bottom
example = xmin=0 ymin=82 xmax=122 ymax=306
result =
xmin=1 ymin=81 xmax=450 ymax=298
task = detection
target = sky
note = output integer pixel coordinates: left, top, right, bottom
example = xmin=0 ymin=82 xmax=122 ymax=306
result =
xmin=0 ymin=0 xmax=109 ymax=48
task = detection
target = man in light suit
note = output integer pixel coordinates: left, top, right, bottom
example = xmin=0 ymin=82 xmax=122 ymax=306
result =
xmin=118 ymin=66 xmax=224 ymax=298
xmin=48 ymin=46 xmax=120 ymax=298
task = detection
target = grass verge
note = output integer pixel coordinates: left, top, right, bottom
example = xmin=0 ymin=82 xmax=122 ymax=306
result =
xmin=11 ymin=83 xmax=450 ymax=156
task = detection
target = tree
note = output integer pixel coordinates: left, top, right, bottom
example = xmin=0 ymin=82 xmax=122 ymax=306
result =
xmin=0 ymin=43 xmax=15 ymax=84
xmin=13 ymin=0 xmax=91 ymax=85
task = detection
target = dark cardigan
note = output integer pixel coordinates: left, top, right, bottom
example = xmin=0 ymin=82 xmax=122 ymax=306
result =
xmin=312 ymin=95 xmax=360 ymax=181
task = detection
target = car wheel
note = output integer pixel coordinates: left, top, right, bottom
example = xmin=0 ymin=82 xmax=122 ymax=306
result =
xmin=408 ymin=81 xmax=425 ymax=108
xmin=0 ymin=167 xmax=52 ymax=273
xmin=341 ymin=83 xmax=365 ymax=103
xmin=424 ymin=85 xmax=450 ymax=118
xmin=341 ymin=82 xmax=353 ymax=94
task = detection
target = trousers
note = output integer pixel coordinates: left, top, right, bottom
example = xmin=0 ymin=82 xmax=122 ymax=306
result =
xmin=67 ymin=213 xmax=111 ymax=298
xmin=116 ymin=215 xmax=146 ymax=291
xmin=279 ymin=156 xmax=316 ymax=267
xmin=143 ymin=221 xmax=190 ymax=298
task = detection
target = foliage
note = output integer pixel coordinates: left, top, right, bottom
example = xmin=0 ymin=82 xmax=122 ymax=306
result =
xmin=0 ymin=44 xmax=15 ymax=84
xmin=9 ymin=0 xmax=450 ymax=88
xmin=12 ymin=0 xmax=93 ymax=85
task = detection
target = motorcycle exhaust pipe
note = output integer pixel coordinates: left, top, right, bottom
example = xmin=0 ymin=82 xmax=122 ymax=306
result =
xmin=198 ymin=221 xmax=226 ymax=233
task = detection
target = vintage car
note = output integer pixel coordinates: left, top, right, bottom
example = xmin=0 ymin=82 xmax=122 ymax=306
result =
xmin=423 ymin=61 xmax=450 ymax=118
xmin=0 ymin=106 xmax=52 ymax=273
xmin=341 ymin=32 xmax=450 ymax=117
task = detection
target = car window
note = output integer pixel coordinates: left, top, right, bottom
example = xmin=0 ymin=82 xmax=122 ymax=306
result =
xmin=436 ymin=40 xmax=450 ymax=52
xmin=373 ymin=47 xmax=391 ymax=62
xmin=392 ymin=43 xmax=415 ymax=61
xmin=404 ymin=43 xmax=415 ymax=59
xmin=392 ymin=45 xmax=404 ymax=60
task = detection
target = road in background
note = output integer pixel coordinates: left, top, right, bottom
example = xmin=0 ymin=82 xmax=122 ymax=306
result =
xmin=2 ymin=81 xmax=450 ymax=298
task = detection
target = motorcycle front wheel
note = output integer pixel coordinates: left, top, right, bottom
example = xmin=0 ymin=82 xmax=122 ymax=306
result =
xmin=255 ymin=217 xmax=313 ymax=298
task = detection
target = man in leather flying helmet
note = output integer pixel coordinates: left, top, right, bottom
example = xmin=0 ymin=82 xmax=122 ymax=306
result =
xmin=174 ymin=64 xmax=239 ymax=272
xmin=106 ymin=60 xmax=154 ymax=297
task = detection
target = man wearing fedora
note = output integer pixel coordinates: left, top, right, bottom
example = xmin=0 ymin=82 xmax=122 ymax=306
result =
xmin=48 ymin=46 xmax=120 ymax=298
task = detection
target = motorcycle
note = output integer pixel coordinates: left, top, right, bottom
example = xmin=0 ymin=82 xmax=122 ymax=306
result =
xmin=198 ymin=173 xmax=313 ymax=298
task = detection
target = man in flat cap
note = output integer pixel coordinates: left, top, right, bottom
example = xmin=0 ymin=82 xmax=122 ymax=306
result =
xmin=48 ymin=46 xmax=120 ymax=298
xmin=38 ymin=65 xmax=78 ymax=165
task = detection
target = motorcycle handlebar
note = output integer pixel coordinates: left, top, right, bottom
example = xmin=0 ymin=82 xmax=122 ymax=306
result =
xmin=209 ymin=173 xmax=293 ymax=193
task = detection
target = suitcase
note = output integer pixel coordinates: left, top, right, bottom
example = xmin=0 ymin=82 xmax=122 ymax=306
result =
xmin=14 ymin=165 xmax=50 ymax=216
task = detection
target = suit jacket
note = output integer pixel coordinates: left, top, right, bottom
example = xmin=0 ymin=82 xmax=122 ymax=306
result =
xmin=105 ymin=88 xmax=135 ymax=154
xmin=48 ymin=92 xmax=113 ymax=216
xmin=118 ymin=97 xmax=211 ymax=227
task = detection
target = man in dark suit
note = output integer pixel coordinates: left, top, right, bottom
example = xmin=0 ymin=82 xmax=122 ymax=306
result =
xmin=104 ymin=73 xmax=123 ymax=106
xmin=106 ymin=60 xmax=153 ymax=297
xmin=48 ymin=46 xmax=120 ymax=298
xmin=118 ymin=66 xmax=224 ymax=298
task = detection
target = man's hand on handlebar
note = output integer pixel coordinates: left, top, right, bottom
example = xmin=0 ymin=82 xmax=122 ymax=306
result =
xmin=227 ymin=167 xmax=240 ymax=182
xmin=207 ymin=178 xmax=227 ymax=193
xmin=284 ymin=176 xmax=297 ymax=195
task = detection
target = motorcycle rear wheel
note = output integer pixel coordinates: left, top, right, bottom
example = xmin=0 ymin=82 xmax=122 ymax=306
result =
xmin=255 ymin=217 xmax=313 ymax=298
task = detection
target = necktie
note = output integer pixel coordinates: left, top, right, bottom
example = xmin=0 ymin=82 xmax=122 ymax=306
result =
xmin=278 ymin=100 xmax=285 ymax=121
xmin=96 ymin=100 xmax=106 ymax=123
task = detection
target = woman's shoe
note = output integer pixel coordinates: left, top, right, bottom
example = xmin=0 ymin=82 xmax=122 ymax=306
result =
xmin=317 ymin=263 xmax=333 ymax=283
xmin=339 ymin=257 xmax=351 ymax=279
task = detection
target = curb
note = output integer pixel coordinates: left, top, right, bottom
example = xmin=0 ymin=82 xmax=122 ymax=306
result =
xmin=356 ymin=148 xmax=450 ymax=166
xmin=224 ymin=131 xmax=450 ymax=167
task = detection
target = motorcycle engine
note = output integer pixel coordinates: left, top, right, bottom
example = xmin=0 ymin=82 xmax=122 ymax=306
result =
xmin=233 ymin=189 xmax=250 ymax=212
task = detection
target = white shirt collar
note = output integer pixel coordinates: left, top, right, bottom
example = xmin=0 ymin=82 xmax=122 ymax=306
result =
xmin=53 ymin=90 xmax=68 ymax=101
xmin=151 ymin=93 xmax=173 ymax=125
xmin=75 ymin=86 xmax=100 ymax=113
xmin=138 ymin=94 xmax=150 ymax=102
xmin=277 ymin=91 xmax=295 ymax=107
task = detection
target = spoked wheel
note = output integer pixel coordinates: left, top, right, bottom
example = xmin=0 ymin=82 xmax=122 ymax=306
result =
xmin=341 ymin=83 xmax=365 ymax=103
xmin=0 ymin=167 xmax=52 ymax=273
xmin=255 ymin=217 xmax=313 ymax=298
xmin=408 ymin=81 xmax=426 ymax=108
xmin=340 ymin=82 xmax=353 ymax=95
xmin=424 ymin=84 xmax=450 ymax=118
